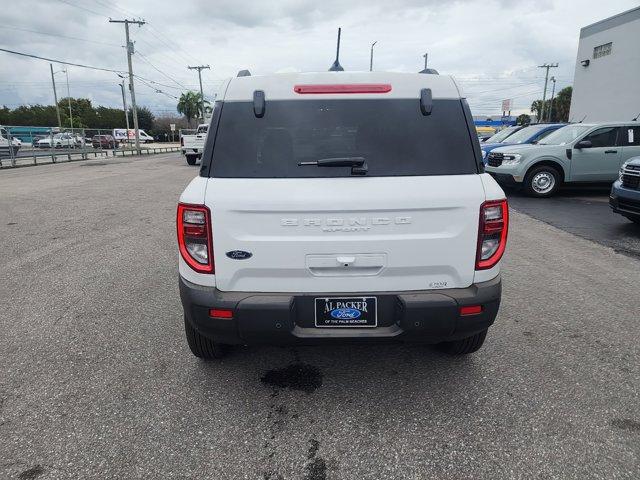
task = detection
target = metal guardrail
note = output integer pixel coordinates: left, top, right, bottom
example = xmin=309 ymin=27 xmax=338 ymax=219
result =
xmin=1 ymin=124 xmax=181 ymax=168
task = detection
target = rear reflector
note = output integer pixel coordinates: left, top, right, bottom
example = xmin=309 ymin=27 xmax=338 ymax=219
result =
xmin=460 ymin=305 xmax=483 ymax=316
xmin=209 ymin=308 xmax=233 ymax=319
xmin=294 ymin=84 xmax=392 ymax=94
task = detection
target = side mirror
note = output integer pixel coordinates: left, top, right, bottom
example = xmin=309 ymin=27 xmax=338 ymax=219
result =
xmin=575 ymin=140 xmax=592 ymax=149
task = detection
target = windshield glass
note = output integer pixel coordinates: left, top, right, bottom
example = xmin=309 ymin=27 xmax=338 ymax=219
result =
xmin=539 ymin=125 xmax=591 ymax=145
xmin=502 ymin=125 xmax=548 ymax=144
xmin=209 ymin=99 xmax=478 ymax=178
xmin=485 ymin=127 xmax=519 ymax=144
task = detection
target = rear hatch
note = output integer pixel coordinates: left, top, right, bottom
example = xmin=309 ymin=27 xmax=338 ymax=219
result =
xmin=204 ymin=83 xmax=485 ymax=293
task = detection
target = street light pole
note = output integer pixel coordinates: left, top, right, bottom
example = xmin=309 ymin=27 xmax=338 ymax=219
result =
xmin=64 ymin=68 xmax=73 ymax=130
xmin=49 ymin=63 xmax=62 ymax=128
xmin=548 ymin=76 xmax=557 ymax=122
xmin=188 ymin=65 xmax=210 ymax=123
xmin=369 ymin=41 xmax=377 ymax=72
xmin=119 ymin=80 xmax=130 ymax=133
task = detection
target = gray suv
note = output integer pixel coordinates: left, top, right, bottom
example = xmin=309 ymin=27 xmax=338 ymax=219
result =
xmin=486 ymin=123 xmax=640 ymax=197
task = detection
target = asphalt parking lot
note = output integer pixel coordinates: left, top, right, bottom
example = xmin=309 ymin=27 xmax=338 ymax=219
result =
xmin=1 ymin=153 xmax=639 ymax=479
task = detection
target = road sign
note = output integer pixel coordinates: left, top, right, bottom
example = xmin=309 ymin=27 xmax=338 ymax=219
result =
xmin=170 ymin=124 xmax=176 ymax=131
xmin=501 ymin=99 xmax=512 ymax=112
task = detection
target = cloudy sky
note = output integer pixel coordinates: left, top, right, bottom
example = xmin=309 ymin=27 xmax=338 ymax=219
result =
xmin=1 ymin=0 xmax=637 ymax=117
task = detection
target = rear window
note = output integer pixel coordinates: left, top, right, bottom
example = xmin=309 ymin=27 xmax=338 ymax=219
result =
xmin=207 ymin=99 xmax=478 ymax=178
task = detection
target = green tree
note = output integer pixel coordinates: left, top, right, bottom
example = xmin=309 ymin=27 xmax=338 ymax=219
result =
xmin=551 ymin=86 xmax=572 ymax=123
xmin=516 ymin=114 xmax=531 ymax=126
xmin=127 ymin=106 xmax=155 ymax=131
xmin=531 ymin=86 xmax=572 ymax=123
xmin=177 ymin=91 xmax=209 ymax=127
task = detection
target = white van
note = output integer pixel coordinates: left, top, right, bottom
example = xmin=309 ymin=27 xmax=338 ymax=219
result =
xmin=177 ymin=71 xmax=508 ymax=359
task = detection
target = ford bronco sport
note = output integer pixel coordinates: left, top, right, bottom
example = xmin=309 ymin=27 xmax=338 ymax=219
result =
xmin=177 ymin=71 xmax=508 ymax=359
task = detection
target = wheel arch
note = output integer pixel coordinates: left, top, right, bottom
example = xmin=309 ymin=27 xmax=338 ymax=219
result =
xmin=525 ymin=158 xmax=567 ymax=183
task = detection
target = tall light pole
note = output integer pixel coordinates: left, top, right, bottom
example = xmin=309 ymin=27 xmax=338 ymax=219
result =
xmin=110 ymin=18 xmax=145 ymax=151
xmin=188 ymin=65 xmax=210 ymax=123
xmin=548 ymin=76 xmax=556 ymax=122
xmin=64 ymin=68 xmax=73 ymax=130
xmin=538 ymin=63 xmax=558 ymax=122
xmin=49 ymin=63 xmax=62 ymax=128
xmin=119 ymin=80 xmax=130 ymax=133
xmin=369 ymin=41 xmax=377 ymax=72
xmin=52 ymin=66 xmax=71 ymax=128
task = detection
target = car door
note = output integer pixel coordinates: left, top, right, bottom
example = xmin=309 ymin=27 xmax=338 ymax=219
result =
xmin=570 ymin=126 xmax=620 ymax=181
xmin=620 ymin=125 xmax=640 ymax=165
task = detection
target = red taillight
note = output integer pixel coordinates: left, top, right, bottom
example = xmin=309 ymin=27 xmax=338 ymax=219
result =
xmin=293 ymin=84 xmax=392 ymax=94
xmin=460 ymin=305 xmax=483 ymax=316
xmin=177 ymin=203 xmax=214 ymax=273
xmin=476 ymin=199 xmax=509 ymax=270
xmin=209 ymin=308 xmax=233 ymax=319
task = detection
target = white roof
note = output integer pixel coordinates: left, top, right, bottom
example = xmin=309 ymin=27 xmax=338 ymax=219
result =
xmin=221 ymin=71 xmax=463 ymax=101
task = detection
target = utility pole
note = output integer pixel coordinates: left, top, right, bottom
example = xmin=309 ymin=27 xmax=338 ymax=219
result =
xmin=369 ymin=41 xmax=377 ymax=72
xmin=538 ymin=63 xmax=558 ymax=122
xmin=548 ymin=76 xmax=556 ymax=122
xmin=65 ymin=68 xmax=73 ymax=130
xmin=49 ymin=63 xmax=62 ymax=128
xmin=110 ymin=18 xmax=145 ymax=151
xmin=188 ymin=65 xmax=210 ymax=123
xmin=119 ymin=80 xmax=130 ymax=133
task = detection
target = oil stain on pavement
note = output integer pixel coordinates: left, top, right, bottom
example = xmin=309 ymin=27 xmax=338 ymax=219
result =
xmin=260 ymin=363 xmax=323 ymax=393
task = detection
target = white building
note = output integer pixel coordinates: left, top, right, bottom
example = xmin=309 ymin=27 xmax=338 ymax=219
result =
xmin=569 ymin=7 xmax=640 ymax=122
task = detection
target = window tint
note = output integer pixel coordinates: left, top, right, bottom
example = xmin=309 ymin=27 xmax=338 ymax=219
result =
xmin=208 ymin=99 xmax=478 ymax=178
xmin=583 ymin=127 xmax=618 ymax=148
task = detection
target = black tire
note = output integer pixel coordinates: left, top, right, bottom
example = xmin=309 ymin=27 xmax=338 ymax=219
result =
xmin=523 ymin=165 xmax=561 ymax=197
xmin=186 ymin=155 xmax=197 ymax=166
xmin=184 ymin=315 xmax=226 ymax=359
xmin=439 ymin=329 xmax=488 ymax=355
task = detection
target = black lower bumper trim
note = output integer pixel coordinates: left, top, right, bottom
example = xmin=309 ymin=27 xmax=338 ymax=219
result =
xmin=179 ymin=276 xmax=502 ymax=346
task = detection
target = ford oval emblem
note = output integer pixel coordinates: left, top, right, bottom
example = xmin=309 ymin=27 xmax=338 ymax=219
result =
xmin=330 ymin=308 xmax=361 ymax=320
xmin=226 ymin=250 xmax=252 ymax=260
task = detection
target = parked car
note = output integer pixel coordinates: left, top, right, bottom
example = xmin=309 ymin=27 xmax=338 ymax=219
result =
xmin=177 ymin=71 xmax=508 ymax=359
xmin=476 ymin=126 xmax=496 ymax=141
xmin=610 ymin=156 xmax=640 ymax=224
xmin=181 ymin=123 xmax=209 ymax=165
xmin=36 ymin=133 xmax=76 ymax=149
xmin=485 ymin=123 xmax=640 ymax=197
xmin=480 ymin=123 xmax=566 ymax=162
xmin=92 ymin=135 xmax=119 ymax=149
xmin=0 ymin=127 xmax=21 ymax=157
xmin=481 ymin=125 xmax=524 ymax=144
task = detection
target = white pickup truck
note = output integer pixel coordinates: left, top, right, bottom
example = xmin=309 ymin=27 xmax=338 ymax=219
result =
xmin=181 ymin=124 xmax=208 ymax=165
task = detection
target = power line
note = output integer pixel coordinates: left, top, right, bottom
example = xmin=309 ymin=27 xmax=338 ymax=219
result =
xmin=0 ymin=47 xmax=126 ymax=74
xmin=0 ymin=25 xmax=121 ymax=48
xmin=55 ymin=0 xmax=107 ymax=17
xmin=136 ymin=51 xmax=189 ymax=90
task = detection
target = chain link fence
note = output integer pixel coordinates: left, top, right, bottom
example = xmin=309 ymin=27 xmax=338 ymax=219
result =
xmin=0 ymin=125 xmax=181 ymax=168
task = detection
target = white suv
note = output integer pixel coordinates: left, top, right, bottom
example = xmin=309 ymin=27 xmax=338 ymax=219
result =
xmin=177 ymin=71 xmax=508 ymax=359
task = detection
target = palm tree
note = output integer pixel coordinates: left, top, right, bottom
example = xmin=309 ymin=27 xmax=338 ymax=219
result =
xmin=177 ymin=91 xmax=209 ymax=127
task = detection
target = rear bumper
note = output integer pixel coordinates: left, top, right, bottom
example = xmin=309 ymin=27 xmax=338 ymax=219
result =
xmin=610 ymin=181 xmax=640 ymax=217
xmin=179 ymin=275 xmax=502 ymax=345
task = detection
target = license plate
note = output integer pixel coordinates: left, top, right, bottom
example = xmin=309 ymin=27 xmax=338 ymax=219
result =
xmin=314 ymin=297 xmax=377 ymax=328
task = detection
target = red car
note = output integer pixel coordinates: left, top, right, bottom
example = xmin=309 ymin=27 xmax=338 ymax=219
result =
xmin=92 ymin=135 xmax=119 ymax=149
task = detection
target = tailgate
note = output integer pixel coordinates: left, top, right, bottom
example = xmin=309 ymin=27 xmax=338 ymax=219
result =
xmin=206 ymin=175 xmax=485 ymax=293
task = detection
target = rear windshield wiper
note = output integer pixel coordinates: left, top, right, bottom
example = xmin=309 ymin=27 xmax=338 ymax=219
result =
xmin=298 ymin=157 xmax=365 ymax=167
xmin=298 ymin=157 xmax=368 ymax=175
